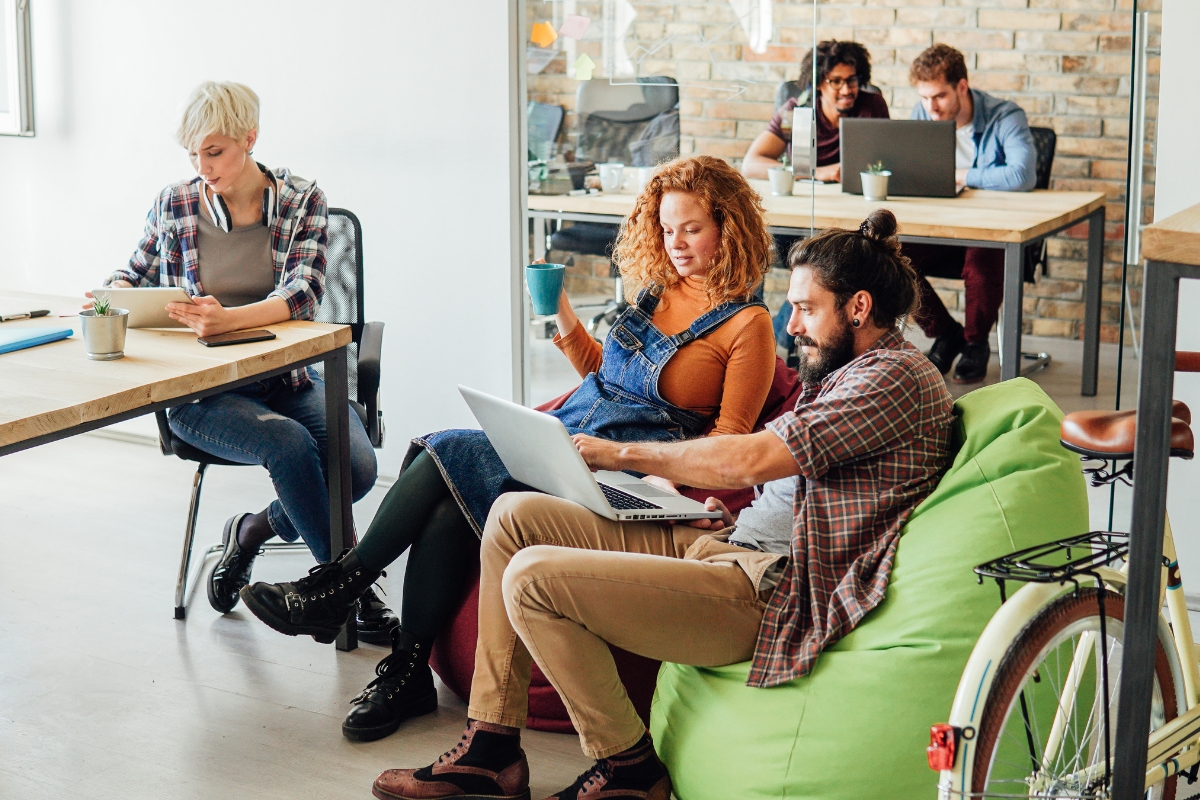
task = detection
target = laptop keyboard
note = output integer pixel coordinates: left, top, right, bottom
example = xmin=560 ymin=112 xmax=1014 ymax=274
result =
xmin=600 ymin=483 xmax=663 ymax=510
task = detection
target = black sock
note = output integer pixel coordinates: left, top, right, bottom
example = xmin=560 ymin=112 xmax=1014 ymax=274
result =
xmin=458 ymin=720 xmax=522 ymax=768
xmin=236 ymin=509 xmax=275 ymax=551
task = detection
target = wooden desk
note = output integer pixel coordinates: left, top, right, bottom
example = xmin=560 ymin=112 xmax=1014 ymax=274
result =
xmin=0 ymin=290 xmax=360 ymax=650
xmin=529 ymin=181 xmax=1107 ymax=394
xmin=1109 ymin=204 xmax=1200 ymax=799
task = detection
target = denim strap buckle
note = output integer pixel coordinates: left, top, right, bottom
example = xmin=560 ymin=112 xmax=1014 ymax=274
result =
xmin=675 ymin=329 xmax=695 ymax=345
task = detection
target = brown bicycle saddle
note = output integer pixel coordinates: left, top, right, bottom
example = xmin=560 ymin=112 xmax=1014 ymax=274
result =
xmin=1060 ymin=399 xmax=1194 ymax=461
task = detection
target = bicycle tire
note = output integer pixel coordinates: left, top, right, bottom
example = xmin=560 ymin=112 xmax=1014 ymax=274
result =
xmin=972 ymin=588 xmax=1179 ymax=799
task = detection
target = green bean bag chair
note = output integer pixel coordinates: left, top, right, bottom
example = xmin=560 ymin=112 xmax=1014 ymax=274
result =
xmin=650 ymin=378 xmax=1088 ymax=800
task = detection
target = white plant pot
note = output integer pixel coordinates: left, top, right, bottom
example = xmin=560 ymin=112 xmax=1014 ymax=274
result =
xmin=768 ymin=166 xmax=794 ymax=196
xmin=860 ymin=171 xmax=891 ymax=201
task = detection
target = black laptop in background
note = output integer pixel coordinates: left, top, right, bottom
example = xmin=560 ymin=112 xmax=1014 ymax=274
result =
xmin=840 ymin=119 xmax=959 ymax=198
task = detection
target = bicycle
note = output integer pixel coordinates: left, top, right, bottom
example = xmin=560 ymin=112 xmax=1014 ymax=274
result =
xmin=928 ymin=397 xmax=1199 ymax=799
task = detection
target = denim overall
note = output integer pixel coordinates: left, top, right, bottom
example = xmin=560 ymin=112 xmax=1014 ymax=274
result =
xmin=410 ymin=289 xmax=767 ymax=533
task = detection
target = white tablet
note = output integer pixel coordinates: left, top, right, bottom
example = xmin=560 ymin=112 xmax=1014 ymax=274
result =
xmin=91 ymin=287 xmax=194 ymax=328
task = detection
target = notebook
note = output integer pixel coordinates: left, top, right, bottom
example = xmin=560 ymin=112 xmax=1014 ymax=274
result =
xmin=0 ymin=327 xmax=73 ymax=355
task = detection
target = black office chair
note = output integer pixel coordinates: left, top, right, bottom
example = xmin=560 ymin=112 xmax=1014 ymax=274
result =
xmin=550 ymin=77 xmax=680 ymax=335
xmin=158 ymin=208 xmax=385 ymax=620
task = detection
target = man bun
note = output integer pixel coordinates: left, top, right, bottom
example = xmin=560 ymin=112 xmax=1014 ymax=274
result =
xmin=858 ymin=208 xmax=899 ymax=242
xmin=787 ymin=210 xmax=920 ymax=329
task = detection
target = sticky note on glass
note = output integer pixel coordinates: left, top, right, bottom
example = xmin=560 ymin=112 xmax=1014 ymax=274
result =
xmin=574 ymin=53 xmax=595 ymax=81
xmin=559 ymin=15 xmax=591 ymax=40
xmin=530 ymin=21 xmax=557 ymax=48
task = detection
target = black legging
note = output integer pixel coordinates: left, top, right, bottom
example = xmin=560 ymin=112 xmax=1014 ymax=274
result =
xmin=354 ymin=450 xmax=479 ymax=640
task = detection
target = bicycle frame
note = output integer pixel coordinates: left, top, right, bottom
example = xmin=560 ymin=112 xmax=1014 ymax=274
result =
xmin=935 ymin=515 xmax=1200 ymax=799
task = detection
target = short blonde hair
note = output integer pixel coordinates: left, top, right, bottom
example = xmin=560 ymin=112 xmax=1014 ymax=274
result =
xmin=175 ymin=81 xmax=259 ymax=151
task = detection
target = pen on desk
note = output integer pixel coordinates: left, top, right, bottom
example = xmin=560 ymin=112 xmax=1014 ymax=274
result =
xmin=0 ymin=310 xmax=50 ymax=322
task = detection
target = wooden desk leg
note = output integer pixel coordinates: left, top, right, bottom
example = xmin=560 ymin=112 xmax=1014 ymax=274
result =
xmin=999 ymin=242 xmax=1024 ymax=382
xmin=1080 ymin=206 xmax=1106 ymax=397
xmin=324 ymin=346 xmax=357 ymax=652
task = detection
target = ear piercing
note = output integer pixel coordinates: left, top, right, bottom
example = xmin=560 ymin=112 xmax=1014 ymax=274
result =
xmin=852 ymin=318 xmax=861 ymax=328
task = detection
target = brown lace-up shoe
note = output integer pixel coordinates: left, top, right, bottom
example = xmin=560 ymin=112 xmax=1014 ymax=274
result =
xmin=544 ymin=734 xmax=671 ymax=800
xmin=373 ymin=719 xmax=530 ymax=800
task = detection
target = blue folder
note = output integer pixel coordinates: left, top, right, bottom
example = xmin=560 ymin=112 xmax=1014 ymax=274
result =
xmin=0 ymin=327 xmax=73 ymax=355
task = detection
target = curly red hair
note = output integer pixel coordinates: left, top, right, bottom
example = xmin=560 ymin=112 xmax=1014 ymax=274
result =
xmin=611 ymin=155 xmax=771 ymax=307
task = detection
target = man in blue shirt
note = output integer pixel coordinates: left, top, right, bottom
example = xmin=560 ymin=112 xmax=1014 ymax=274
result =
xmin=905 ymin=44 xmax=1037 ymax=384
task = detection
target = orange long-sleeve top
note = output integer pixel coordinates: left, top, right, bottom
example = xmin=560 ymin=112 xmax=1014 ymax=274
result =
xmin=554 ymin=277 xmax=776 ymax=436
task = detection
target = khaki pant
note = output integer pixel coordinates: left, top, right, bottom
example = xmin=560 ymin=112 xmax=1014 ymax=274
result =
xmin=467 ymin=492 xmax=775 ymax=758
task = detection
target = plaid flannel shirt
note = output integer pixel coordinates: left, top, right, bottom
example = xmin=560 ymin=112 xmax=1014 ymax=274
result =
xmin=108 ymin=166 xmax=329 ymax=390
xmin=748 ymin=329 xmax=954 ymax=688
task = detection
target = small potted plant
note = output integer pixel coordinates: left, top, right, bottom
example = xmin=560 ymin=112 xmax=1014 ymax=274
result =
xmin=768 ymin=149 xmax=794 ymax=196
xmin=79 ymin=293 xmax=129 ymax=360
xmin=860 ymin=160 xmax=892 ymax=202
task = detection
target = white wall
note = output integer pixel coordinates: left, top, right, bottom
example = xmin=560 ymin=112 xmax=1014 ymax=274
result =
xmin=0 ymin=0 xmax=524 ymax=476
xmin=1154 ymin=0 xmax=1200 ymax=589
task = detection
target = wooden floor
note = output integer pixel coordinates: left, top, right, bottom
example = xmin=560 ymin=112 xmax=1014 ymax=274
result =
xmin=0 ymin=435 xmax=591 ymax=800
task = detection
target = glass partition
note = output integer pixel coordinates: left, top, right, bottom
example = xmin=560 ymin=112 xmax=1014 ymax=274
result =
xmin=520 ymin=0 xmax=1149 ymax=452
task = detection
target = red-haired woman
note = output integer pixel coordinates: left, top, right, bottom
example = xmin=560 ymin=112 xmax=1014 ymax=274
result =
xmin=240 ymin=155 xmax=778 ymax=740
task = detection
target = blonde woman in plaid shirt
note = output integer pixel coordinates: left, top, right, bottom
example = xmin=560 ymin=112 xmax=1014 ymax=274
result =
xmin=367 ymin=209 xmax=955 ymax=800
xmin=98 ymin=82 xmax=385 ymax=634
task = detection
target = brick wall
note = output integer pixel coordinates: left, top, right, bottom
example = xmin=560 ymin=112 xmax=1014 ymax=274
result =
xmin=528 ymin=0 xmax=1159 ymax=344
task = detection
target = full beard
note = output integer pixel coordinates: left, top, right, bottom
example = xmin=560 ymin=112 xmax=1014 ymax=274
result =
xmin=794 ymin=316 xmax=857 ymax=384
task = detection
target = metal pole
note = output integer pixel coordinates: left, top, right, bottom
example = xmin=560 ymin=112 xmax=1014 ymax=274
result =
xmin=324 ymin=346 xmax=358 ymax=652
xmin=1082 ymin=206 xmax=1105 ymax=396
xmin=1110 ymin=259 xmax=1179 ymax=800
xmin=1000 ymin=241 xmax=1024 ymax=381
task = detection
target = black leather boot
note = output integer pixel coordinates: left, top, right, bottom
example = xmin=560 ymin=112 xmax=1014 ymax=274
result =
xmin=356 ymin=586 xmax=400 ymax=645
xmin=207 ymin=514 xmax=257 ymax=613
xmin=343 ymin=628 xmax=439 ymax=741
xmin=240 ymin=549 xmax=378 ymax=643
xmin=925 ymin=322 xmax=965 ymax=376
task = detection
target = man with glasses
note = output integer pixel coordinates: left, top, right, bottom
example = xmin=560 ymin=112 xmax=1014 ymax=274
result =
xmin=742 ymin=40 xmax=888 ymax=184
xmin=743 ymin=40 xmax=889 ymax=345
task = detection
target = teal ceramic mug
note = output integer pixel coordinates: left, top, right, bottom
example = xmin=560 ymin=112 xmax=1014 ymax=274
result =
xmin=526 ymin=263 xmax=566 ymax=316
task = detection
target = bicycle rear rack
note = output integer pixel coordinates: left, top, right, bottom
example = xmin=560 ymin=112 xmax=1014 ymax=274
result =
xmin=974 ymin=531 xmax=1130 ymax=600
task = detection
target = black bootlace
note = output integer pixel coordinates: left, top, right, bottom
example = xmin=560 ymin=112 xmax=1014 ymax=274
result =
xmin=569 ymin=760 xmax=613 ymax=796
xmin=352 ymin=649 xmax=417 ymax=704
xmin=213 ymin=540 xmax=258 ymax=588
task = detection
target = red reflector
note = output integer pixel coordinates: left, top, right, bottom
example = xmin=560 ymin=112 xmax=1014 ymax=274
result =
xmin=927 ymin=724 xmax=958 ymax=771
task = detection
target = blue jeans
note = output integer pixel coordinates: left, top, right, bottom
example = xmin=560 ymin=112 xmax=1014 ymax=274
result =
xmin=168 ymin=376 xmax=378 ymax=562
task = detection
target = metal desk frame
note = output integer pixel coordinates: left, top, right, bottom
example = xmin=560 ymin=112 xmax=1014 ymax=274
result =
xmin=528 ymin=205 xmax=1106 ymax=396
xmin=1111 ymin=257 xmax=1193 ymax=799
xmin=0 ymin=342 xmax=359 ymax=652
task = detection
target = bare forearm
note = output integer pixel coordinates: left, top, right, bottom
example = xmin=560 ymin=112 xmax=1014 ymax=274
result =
xmin=609 ymin=430 xmax=798 ymax=489
xmin=228 ymin=296 xmax=292 ymax=330
xmin=741 ymin=152 xmax=781 ymax=180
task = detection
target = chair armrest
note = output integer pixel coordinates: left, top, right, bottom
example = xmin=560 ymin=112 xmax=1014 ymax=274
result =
xmin=358 ymin=321 xmax=385 ymax=447
xmin=154 ymin=410 xmax=175 ymax=456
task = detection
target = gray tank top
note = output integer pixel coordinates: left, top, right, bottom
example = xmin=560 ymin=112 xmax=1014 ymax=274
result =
xmin=196 ymin=212 xmax=276 ymax=308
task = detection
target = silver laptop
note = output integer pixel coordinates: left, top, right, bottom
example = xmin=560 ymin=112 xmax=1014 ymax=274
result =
xmin=459 ymin=386 xmax=722 ymax=522
xmin=840 ymin=118 xmax=959 ymax=197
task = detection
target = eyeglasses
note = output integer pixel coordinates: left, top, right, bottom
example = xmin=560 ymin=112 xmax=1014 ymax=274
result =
xmin=823 ymin=76 xmax=860 ymax=91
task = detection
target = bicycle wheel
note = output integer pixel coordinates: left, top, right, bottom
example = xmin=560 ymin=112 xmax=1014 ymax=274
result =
xmin=972 ymin=588 xmax=1180 ymax=799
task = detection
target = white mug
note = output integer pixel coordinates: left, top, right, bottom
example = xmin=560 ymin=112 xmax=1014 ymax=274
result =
xmin=598 ymin=162 xmax=625 ymax=193
xmin=634 ymin=166 xmax=656 ymax=193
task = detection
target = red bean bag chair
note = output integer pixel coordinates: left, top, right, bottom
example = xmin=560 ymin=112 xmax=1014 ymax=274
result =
xmin=429 ymin=356 xmax=802 ymax=733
